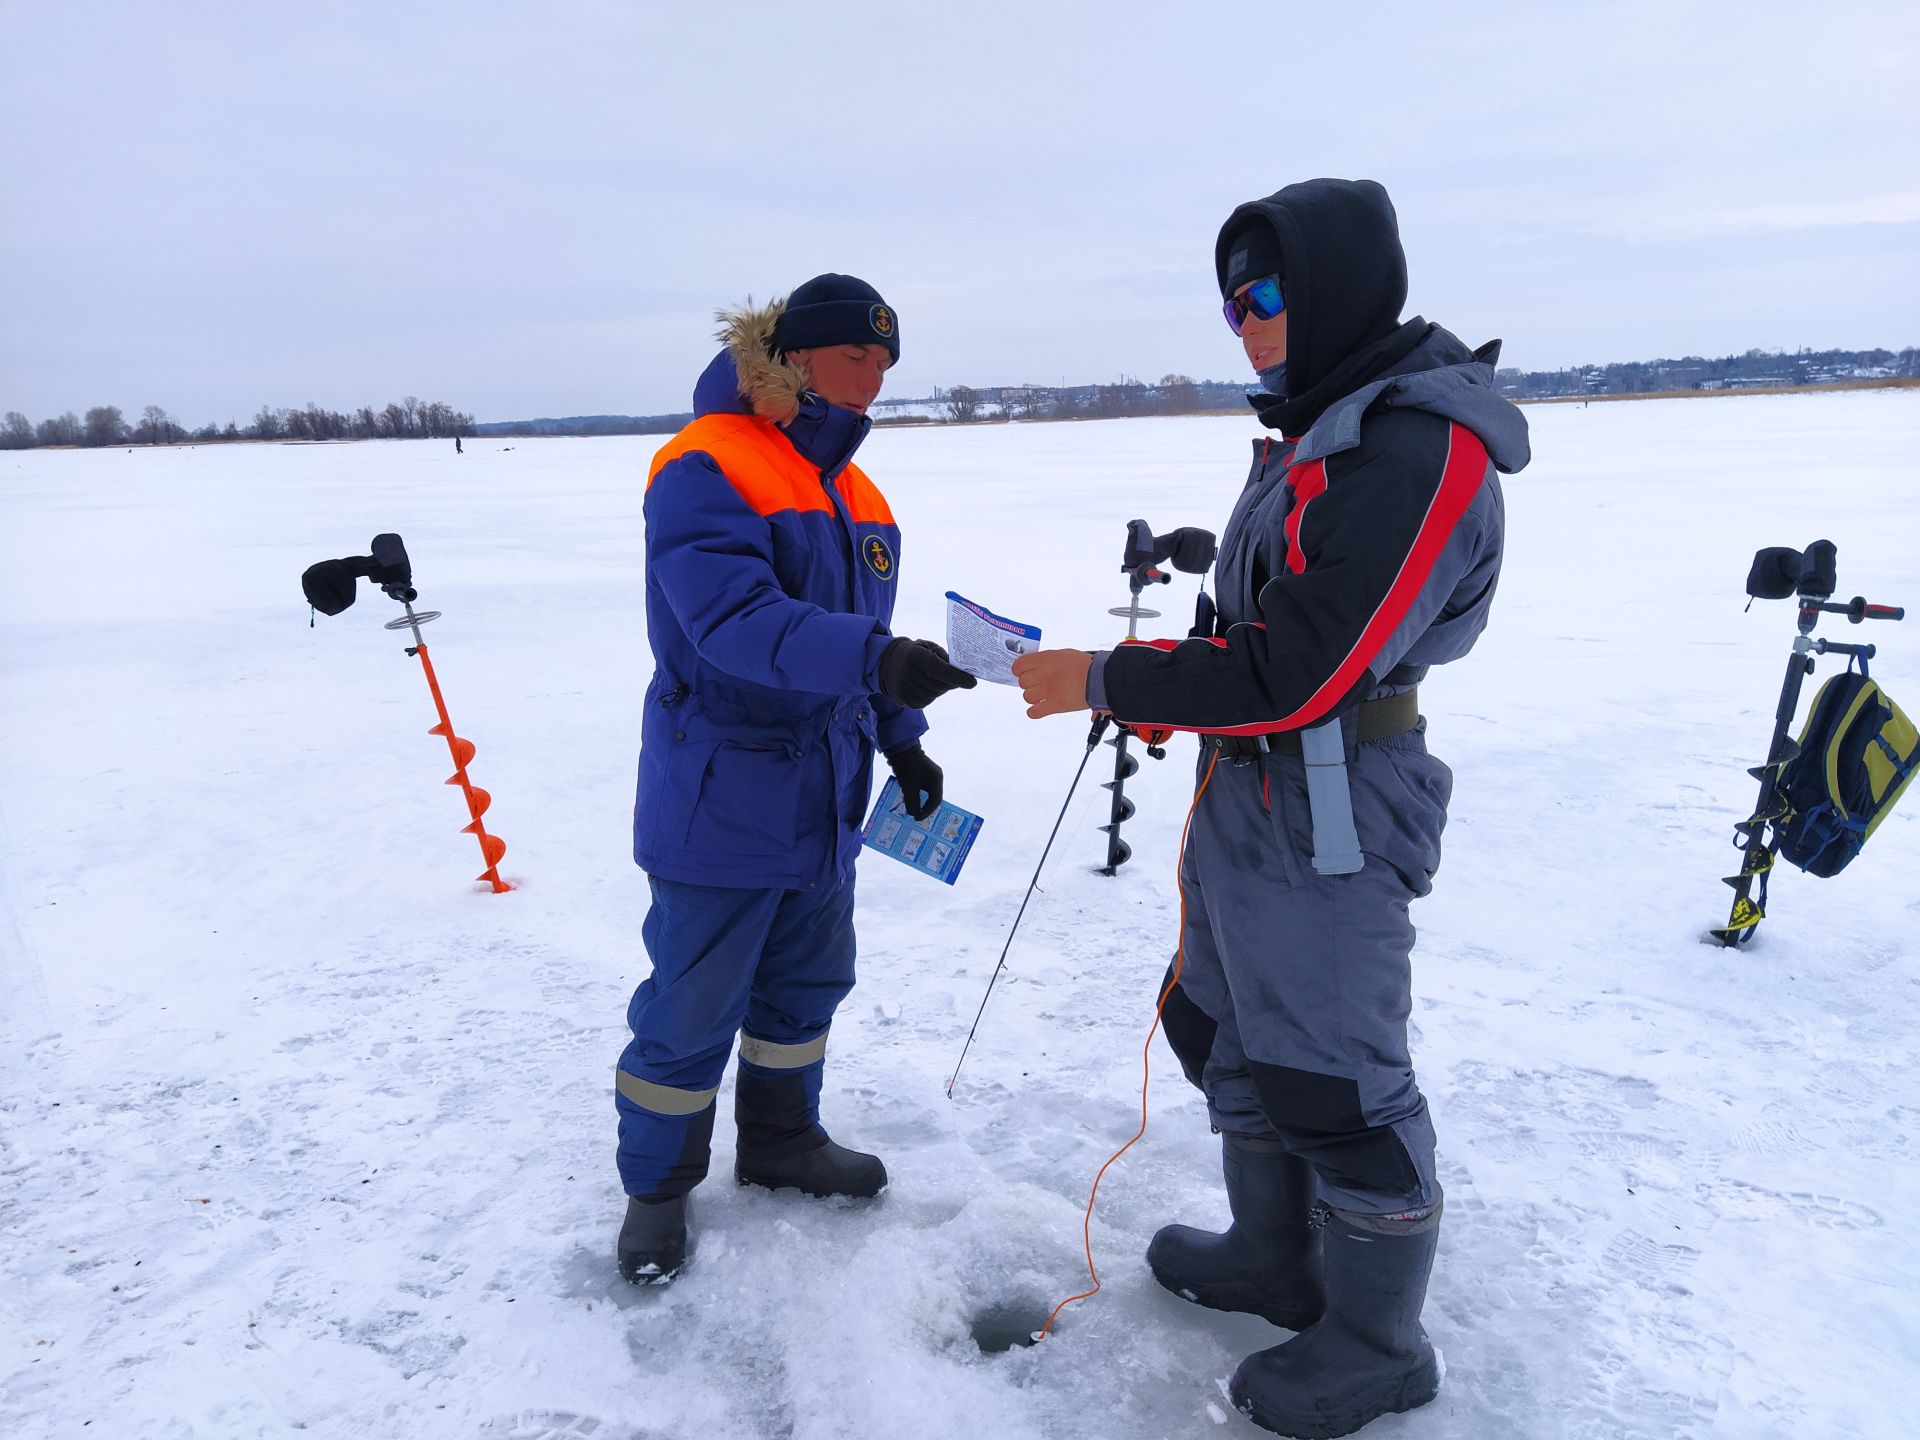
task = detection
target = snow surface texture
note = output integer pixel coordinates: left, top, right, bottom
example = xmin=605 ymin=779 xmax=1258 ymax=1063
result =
xmin=3 ymin=392 xmax=1917 ymax=1439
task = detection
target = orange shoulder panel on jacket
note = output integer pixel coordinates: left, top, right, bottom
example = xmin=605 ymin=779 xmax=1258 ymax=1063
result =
xmin=646 ymin=415 xmax=831 ymax=518
xmin=836 ymin=463 xmax=896 ymax=525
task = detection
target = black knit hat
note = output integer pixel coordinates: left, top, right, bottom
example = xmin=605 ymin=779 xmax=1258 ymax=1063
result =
xmin=1218 ymin=220 xmax=1286 ymax=299
xmin=772 ymin=273 xmax=900 ymax=364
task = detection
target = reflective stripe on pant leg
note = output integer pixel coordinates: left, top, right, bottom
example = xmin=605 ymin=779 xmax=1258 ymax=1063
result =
xmin=615 ymin=878 xmax=782 ymax=1198
xmin=738 ymin=876 xmax=858 ymax=1158
xmin=735 ymin=1028 xmax=830 ymax=1160
xmin=616 ymin=1069 xmax=721 ymax=1115
xmin=615 ymin=1090 xmax=717 ymax=1201
xmin=737 ymin=1032 xmax=829 ymax=1069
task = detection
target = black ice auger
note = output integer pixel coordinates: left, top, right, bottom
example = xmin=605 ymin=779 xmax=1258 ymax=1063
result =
xmin=1099 ymin=520 xmax=1217 ymax=874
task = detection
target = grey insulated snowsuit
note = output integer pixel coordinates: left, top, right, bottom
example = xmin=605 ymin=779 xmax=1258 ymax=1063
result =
xmin=1093 ymin=326 xmax=1529 ymax=1214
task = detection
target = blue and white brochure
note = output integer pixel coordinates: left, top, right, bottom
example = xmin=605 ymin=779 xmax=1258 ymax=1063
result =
xmin=944 ymin=591 xmax=1042 ymax=686
xmin=861 ymin=778 xmax=984 ymax=886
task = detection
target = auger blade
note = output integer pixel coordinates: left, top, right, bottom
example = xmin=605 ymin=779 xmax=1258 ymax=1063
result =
xmin=408 ymin=641 xmax=511 ymax=893
xmin=1104 ymin=796 xmax=1137 ymax=825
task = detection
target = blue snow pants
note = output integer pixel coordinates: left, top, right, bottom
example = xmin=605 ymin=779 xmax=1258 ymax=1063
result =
xmin=1159 ymin=731 xmax=1451 ymax=1215
xmin=614 ymin=874 xmax=857 ymax=1199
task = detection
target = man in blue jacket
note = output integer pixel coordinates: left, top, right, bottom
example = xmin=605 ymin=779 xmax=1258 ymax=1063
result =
xmin=616 ymin=275 xmax=975 ymax=1284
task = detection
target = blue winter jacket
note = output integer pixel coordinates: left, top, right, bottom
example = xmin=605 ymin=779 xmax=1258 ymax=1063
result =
xmin=632 ymin=311 xmax=926 ymax=889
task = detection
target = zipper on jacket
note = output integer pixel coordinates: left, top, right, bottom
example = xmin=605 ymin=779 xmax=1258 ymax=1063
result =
xmin=820 ymin=474 xmax=860 ymax=612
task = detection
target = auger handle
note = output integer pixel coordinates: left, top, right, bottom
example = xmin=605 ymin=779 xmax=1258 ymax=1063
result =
xmin=1848 ymin=597 xmax=1904 ymax=623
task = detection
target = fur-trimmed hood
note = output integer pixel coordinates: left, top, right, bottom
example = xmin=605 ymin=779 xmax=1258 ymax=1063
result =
xmin=694 ymin=297 xmax=810 ymax=424
xmin=688 ymin=296 xmax=874 ymax=482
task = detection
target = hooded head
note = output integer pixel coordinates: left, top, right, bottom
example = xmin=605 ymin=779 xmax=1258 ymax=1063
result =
xmin=1214 ymin=178 xmax=1407 ymax=399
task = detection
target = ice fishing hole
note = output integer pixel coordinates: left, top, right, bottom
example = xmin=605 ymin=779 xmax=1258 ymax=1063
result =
xmin=969 ymin=1301 xmax=1047 ymax=1353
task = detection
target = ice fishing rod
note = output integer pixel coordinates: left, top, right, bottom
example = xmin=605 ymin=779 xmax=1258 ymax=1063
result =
xmin=945 ymin=711 xmax=1113 ymax=1099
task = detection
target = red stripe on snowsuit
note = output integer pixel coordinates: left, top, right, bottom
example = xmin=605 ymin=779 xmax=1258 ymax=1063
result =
xmin=1118 ymin=422 xmax=1490 ymax=737
xmin=1283 ymin=457 xmax=1326 ymax=575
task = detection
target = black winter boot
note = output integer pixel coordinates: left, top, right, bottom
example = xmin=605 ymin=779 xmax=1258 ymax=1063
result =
xmin=735 ymin=1137 xmax=887 ymax=1199
xmin=617 ymin=1194 xmax=688 ymax=1286
xmin=733 ymin=1060 xmax=886 ymax=1199
xmin=1147 ymin=1133 xmax=1326 ymax=1330
xmin=1229 ymin=1201 xmax=1443 ymax=1439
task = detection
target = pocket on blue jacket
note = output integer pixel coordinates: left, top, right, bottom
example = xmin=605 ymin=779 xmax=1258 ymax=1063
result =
xmin=685 ymin=741 xmax=802 ymax=857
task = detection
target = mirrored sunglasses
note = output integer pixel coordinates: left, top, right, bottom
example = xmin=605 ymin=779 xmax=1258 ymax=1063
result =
xmin=1223 ymin=275 xmax=1285 ymax=335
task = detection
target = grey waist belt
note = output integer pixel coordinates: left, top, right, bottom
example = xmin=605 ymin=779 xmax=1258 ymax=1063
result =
xmin=1198 ymin=688 xmax=1419 ymax=760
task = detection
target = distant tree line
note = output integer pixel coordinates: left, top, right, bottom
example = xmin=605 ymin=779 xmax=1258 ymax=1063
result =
xmin=12 ymin=343 xmax=1911 ymax=453
xmin=909 ymin=346 xmax=1919 ymax=424
xmin=924 ymin=375 xmax=1242 ymax=424
xmin=1495 ymin=345 xmax=1919 ymax=400
xmin=0 ymin=396 xmax=475 ymax=450
xmin=473 ymin=413 xmax=692 ymax=438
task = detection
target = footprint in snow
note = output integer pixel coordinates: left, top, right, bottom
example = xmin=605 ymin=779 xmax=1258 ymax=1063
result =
xmin=1602 ymin=1229 xmax=1702 ymax=1281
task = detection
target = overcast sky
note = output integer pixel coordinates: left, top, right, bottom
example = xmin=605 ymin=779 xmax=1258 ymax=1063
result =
xmin=3 ymin=1 xmax=1916 ymax=424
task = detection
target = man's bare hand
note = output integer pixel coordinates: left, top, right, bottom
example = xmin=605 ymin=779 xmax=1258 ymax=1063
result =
xmin=1011 ymin=649 xmax=1094 ymax=719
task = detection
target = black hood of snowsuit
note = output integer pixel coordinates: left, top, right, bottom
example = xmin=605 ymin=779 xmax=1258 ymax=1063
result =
xmin=1215 ymin=178 xmax=1411 ymax=433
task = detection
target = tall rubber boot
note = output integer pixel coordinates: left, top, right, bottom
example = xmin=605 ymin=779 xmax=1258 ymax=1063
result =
xmin=1146 ymin=1133 xmax=1326 ymax=1331
xmin=617 ymin=1194 xmax=688 ymax=1286
xmin=733 ymin=1063 xmax=886 ymax=1200
xmin=1229 ymin=1201 xmax=1443 ymax=1439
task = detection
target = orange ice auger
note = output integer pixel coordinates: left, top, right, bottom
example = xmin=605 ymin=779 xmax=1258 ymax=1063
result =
xmin=301 ymin=532 xmax=511 ymax=893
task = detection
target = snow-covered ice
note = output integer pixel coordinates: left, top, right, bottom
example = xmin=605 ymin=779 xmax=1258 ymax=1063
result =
xmin=2 ymin=390 xmax=1917 ymax=1439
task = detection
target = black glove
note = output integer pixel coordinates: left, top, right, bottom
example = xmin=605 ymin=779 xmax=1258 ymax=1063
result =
xmin=887 ymin=745 xmax=944 ymax=821
xmin=877 ymin=638 xmax=978 ymax=709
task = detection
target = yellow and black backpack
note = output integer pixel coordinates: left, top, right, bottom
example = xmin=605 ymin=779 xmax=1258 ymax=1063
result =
xmin=1774 ymin=659 xmax=1918 ymax=877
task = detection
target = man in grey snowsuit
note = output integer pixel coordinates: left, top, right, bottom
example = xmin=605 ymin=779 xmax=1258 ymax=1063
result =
xmin=1014 ymin=178 xmax=1529 ymax=1438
